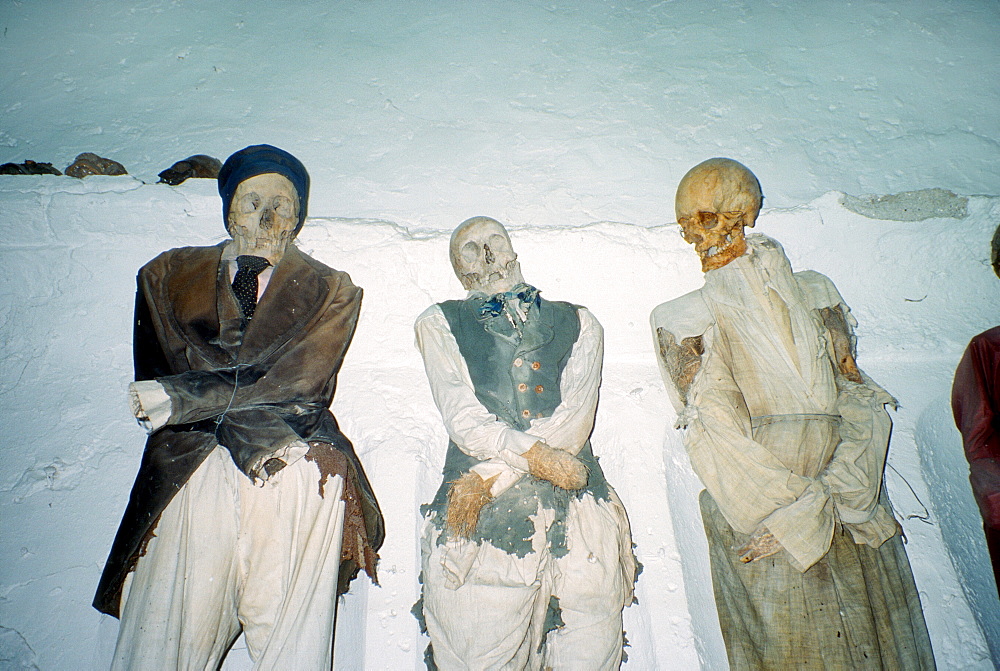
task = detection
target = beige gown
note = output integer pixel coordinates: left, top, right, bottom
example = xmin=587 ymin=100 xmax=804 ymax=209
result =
xmin=654 ymin=234 xmax=934 ymax=669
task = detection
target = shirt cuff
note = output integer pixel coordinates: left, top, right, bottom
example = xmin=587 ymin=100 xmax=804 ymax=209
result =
xmin=505 ymin=430 xmax=538 ymax=456
xmin=470 ymin=461 xmax=524 ymax=498
xmin=762 ymin=478 xmax=835 ymax=572
xmin=128 ymin=380 xmax=172 ymax=433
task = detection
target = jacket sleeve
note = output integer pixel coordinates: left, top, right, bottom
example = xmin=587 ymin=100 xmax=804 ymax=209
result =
xmin=133 ymin=277 xmax=172 ymax=382
xmin=953 ymin=335 xmax=1000 ymax=528
xmin=157 ymin=279 xmax=362 ymax=427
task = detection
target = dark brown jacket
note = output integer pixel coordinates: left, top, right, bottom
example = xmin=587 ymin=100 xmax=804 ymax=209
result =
xmin=93 ymin=243 xmax=383 ymax=617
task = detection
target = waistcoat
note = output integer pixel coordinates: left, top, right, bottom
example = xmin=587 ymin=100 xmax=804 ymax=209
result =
xmin=424 ymin=295 xmax=609 ymax=557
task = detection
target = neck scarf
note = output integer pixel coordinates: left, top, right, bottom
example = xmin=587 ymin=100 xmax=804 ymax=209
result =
xmin=476 ymin=283 xmax=541 ymax=334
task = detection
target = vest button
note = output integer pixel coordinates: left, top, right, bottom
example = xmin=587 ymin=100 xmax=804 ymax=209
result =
xmin=535 ymin=385 xmax=544 ymax=394
xmin=522 ymin=409 xmax=531 ymax=418
xmin=536 ymin=412 xmax=544 ymax=418
xmin=531 ymin=361 xmax=541 ymax=370
xmin=518 ymin=383 xmax=528 ymax=392
xmin=513 ymin=358 xmax=523 ymax=367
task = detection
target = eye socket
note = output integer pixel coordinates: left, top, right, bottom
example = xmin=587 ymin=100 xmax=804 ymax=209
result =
xmin=461 ymin=240 xmax=480 ymax=263
xmin=697 ymin=211 xmax=720 ymax=229
xmin=486 ymin=233 xmax=509 ymax=252
xmin=723 ymin=211 xmax=745 ymax=226
xmin=272 ymin=195 xmax=295 ymax=218
xmin=237 ymin=192 xmax=262 ymax=214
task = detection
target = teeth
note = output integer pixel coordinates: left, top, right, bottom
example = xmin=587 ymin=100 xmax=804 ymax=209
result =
xmin=703 ymin=242 xmax=736 ymax=257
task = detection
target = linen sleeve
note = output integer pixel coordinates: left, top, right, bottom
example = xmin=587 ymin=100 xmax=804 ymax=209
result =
xmin=682 ymin=326 xmax=834 ymax=571
xmin=800 ymin=294 xmax=897 ymax=543
xmin=817 ymin=359 xmax=899 ymax=548
xmin=526 ymin=307 xmax=602 ymax=455
xmin=414 ymin=305 xmax=538 ymax=464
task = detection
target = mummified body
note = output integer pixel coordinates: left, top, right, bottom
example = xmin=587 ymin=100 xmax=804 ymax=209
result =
xmin=94 ymin=145 xmax=383 ymax=670
xmin=651 ymin=159 xmax=934 ymax=669
xmin=415 ymin=217 xmax=637 ymax=670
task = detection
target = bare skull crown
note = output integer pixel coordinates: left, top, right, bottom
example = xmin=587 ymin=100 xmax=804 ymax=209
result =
xmin=675 ymin=158 xmax=763 ymax=272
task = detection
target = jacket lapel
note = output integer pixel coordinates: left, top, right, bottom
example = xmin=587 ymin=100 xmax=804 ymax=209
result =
xmin=237 ymin=246 xmax=330 ymax=364
xmin=517 ymin=300 xmax=555 ymax=355
xmin=215 ymin=252 xmax=245 ymax=361
xmin=165 ymin=243 xmax=235 ymax=367
xmin=481 ymin=311 xmax=518 ymax=344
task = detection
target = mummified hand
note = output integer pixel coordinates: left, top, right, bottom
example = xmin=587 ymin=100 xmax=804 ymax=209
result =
xmin=819 ymin=306 xmax=864 ymax=384
xmin=446 ymin=472 xmax=497 ymax=538
xmin=737 ymin=524 xmax=782 ymax=563
xmin=524 ymin=441 xmax=588 ymax=491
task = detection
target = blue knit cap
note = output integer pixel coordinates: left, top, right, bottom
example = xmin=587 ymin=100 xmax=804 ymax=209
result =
xmin=218 ymin=144 xmax=310 ymax=234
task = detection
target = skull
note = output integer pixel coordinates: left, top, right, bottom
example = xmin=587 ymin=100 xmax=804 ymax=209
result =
xmin=449 ymin=216 xmax=525 ymax=294
xmin=675 ymin=158 xmax=762 ymax=272
xmin=227 ymin=173 xmax=299 ymax=263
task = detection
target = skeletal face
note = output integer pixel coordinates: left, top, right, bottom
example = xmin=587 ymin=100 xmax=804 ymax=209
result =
xmin=450 ymin=216 xmax=525 ymax=294
xmin=227 ymin=173 xmax=299 ymax=263
xmin=675 ymin=158 xmax=762 ymax=272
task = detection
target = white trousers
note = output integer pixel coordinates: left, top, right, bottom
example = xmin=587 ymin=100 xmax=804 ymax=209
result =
xmin=112 ymin=446 xmax=346 ymax=671
xmin=421 ymin=492 xmax=633 ymax=671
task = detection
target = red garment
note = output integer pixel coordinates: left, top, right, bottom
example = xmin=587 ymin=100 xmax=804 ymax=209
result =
xmin=952 ymin=326 xmax=1000 ymax=529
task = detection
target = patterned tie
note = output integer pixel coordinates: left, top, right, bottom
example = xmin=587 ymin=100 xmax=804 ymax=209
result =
xmin=232 ymin=255 xmax=271 ymax=320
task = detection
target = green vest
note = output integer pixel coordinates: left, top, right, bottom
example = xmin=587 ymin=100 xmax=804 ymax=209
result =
xmin=423 ymin=295 xmax=609 ymax=557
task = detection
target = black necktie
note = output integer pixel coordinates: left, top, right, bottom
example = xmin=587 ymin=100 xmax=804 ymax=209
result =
xmin=232 ymin=255 xmax=271 ymax=320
